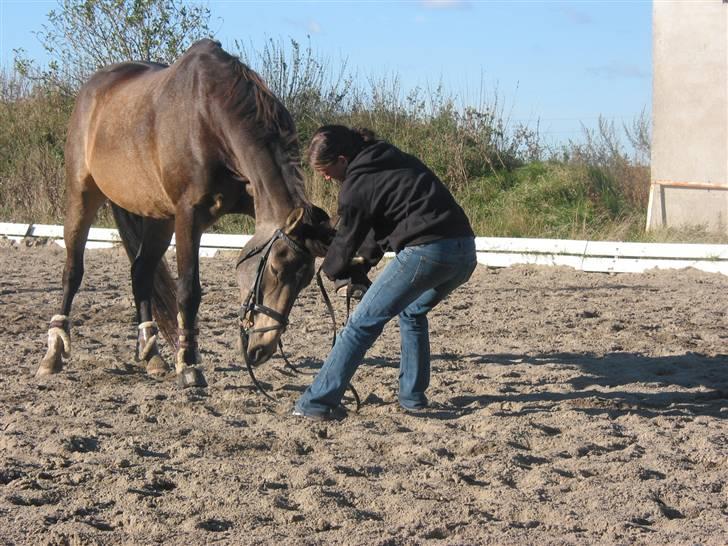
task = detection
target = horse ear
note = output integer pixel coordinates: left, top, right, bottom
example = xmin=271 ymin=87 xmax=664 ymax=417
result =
xmin=300 ymin=205 xmax=335 ymax=258
xmin=283 ymin=207 xmax=305 ymax=234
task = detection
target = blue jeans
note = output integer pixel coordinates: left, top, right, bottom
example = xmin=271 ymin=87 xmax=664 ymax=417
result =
xmin=296 ymin=236 xmax=477 ymax=415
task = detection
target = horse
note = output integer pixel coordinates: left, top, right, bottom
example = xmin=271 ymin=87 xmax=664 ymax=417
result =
xmin=37 ymin=39 xmax=334 ymax=388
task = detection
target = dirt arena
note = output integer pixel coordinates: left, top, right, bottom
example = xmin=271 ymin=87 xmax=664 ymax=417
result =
xmin=1 ymin=241 xmax=726 ymax=545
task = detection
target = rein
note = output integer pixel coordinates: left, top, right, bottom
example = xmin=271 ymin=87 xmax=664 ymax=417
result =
xmin=237 ymin=229 xmax=360 ymax=411
xmin=314 ymin=267 xmax=361 ymax=410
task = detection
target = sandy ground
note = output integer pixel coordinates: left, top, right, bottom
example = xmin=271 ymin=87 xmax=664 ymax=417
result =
xmin=0 ymin=241 xmax=727 ymax=545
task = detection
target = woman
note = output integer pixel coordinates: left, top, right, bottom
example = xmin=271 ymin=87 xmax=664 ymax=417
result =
xmin=294 ymin=125 xmax=476 ymax=419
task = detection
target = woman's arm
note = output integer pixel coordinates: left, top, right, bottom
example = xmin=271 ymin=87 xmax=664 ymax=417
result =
xmin=321 ymin=204 xmax=373 ymax=280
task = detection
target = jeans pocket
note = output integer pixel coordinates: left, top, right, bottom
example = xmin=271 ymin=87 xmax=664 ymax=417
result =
xmin=395 ymin=247 xmax=414 ymax=274
xmin=411 ymin=255 xmax=456 ymax=287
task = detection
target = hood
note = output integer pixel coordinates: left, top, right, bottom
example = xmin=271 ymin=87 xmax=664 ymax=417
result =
xmin=346 ymin=141 xmax=404 ymax=177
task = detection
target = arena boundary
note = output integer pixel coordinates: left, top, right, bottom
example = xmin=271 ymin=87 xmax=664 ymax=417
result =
xmin=1 ymin=222 xmax=727 ymax=276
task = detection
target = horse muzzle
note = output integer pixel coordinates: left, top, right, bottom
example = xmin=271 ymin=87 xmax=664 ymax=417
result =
xmin=238 ymin=308 xmax=285 ymax=367
xmin=247 ymin=343 xmax=274 ymax=367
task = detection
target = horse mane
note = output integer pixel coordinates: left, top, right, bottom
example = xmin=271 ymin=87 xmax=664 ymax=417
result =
xmin=186 ymin=40 xmax=308 ymax=204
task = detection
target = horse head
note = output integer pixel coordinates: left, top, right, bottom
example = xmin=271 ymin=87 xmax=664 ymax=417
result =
xmin=236 ymin=205 xmax=333 ymax=366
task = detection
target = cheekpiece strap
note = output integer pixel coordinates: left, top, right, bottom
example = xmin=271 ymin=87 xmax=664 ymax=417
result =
xmin=275 ymin=229 xmax=309 ymax=256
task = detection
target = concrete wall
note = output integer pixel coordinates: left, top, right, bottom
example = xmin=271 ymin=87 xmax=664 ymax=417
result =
xmin=648 ymin=0 xmax=728 ymax=233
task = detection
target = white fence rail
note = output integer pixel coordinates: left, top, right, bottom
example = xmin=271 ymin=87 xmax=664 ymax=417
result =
xmin=0 ymin=222 xmax=251 ymax=258
xmin=2 ymin=222 xmax=727 ymax=275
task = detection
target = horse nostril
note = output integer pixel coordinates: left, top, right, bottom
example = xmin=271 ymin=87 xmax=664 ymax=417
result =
xmin=251 ymin=347 xmax=267 ymax=366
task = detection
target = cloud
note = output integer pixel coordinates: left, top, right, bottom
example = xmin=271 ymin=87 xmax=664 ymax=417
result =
xmin=307 ymin=20 xmax=321 ymax=34
xmin=281 ymin=17 xmax=322 ymax=34
xmin=420 ymin=0 xmax=470 ymax=9
xmin=558 ymin=6 xmax=594 ymax=25
xmin=588 ymin=62 xmax=649 ymax=80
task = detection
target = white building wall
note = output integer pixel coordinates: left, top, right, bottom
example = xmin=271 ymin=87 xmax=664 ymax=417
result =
xmin=648 ymin=0 xmax=728 ymax=233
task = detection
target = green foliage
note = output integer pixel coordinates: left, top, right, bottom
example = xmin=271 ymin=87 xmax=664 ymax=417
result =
xmin=14 ymin=0 xmax=212 ymax=94
xmin=558 ymin=114 xmax=651 ymax=211
xmin=456 ymin=161 xmax=646 ymax=239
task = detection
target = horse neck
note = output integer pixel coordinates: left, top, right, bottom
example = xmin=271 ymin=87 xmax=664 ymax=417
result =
xmin=226 ymin=135 xmax=308 ymax=234
xmin=253 ymin=179 xmax=306 ymax=235
xmin=212 ymin=96 xmax=309 ymax=231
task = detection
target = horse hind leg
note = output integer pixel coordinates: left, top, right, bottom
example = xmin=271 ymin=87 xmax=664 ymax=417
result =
xmin=131 ymin=217 xmax=174 ymax=378
xmin=37 ymin=176 xmax=106 ymax=377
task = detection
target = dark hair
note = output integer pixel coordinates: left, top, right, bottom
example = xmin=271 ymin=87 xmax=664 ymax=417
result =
xmin=306 ymin=125 xmax=376 ymax=168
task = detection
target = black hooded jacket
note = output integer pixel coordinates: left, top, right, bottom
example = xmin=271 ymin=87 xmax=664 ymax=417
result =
xmin=322 ymin=141 xmax=474 ymax=280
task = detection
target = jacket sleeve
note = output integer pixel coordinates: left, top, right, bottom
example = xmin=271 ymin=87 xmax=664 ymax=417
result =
xmin=357 ymin=228 xmax=384 ymax=268
xmin=321 ymin=204 xmax=373 ymax=280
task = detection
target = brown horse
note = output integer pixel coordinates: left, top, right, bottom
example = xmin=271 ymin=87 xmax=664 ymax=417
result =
xmin=37 ymin=39 xmax=333 ymax=387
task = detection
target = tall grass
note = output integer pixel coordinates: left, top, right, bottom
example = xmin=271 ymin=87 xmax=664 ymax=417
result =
xmin=0 ymin=68 xmax=72 ymax=222
xmin=3 ymin=39 xmax=709 ymax=243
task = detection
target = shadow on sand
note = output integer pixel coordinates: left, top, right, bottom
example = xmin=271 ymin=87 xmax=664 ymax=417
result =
xmin=209 ymin=349 xmax=727 ymax=420
xmin=358 ymin=350 xmax=728 ymax=420
xmin=440 ymin=352 xmax=728 ymax=418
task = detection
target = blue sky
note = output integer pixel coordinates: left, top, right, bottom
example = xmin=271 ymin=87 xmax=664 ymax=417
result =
xmin=0 ymin=0 xmax=652 ymax=142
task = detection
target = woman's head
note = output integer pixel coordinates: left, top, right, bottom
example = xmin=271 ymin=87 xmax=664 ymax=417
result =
xmin=307 ymin=125 xmax=376 ymax=182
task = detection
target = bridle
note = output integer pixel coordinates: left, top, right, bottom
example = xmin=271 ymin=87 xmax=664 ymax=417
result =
xmin=237 ymin=228 xmax=309 ymax=334
xmin=235 ymin=227 xmax=361 ymax=411
xmin=236 ymin=228 xmax=310 ymax=401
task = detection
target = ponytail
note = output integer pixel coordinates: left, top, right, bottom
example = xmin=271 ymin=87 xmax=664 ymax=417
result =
xmin=353 ymin=127 xmax=376 ymax=144
xmin=307 ymin=125 xmax=377 ymax=167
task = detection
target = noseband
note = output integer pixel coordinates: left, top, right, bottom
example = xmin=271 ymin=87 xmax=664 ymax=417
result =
xmin=237 ymin=229 xmax=310 ymax=400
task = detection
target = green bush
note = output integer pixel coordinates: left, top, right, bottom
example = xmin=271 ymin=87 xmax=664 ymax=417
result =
xmin=455 ymin=161 xmax=647 ymax=240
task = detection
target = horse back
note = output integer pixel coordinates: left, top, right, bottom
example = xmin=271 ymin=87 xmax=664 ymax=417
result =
xmin=68 ymin=44 xmax=237 ymax=217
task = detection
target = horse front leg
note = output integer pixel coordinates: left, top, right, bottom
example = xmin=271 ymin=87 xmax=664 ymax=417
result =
xmin=38 ymin=179 xmax=105 ymax=377
xmin=173 ymin=210 xmax=207 ymax=388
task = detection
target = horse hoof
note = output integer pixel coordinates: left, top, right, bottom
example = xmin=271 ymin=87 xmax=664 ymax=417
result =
xmin=176 ymin=367 xmax=207 ymax=388
xmin=145 ymin=354 xmax=170 ymax=378
xmin=35 ymin=353 xmax=63 ymax=377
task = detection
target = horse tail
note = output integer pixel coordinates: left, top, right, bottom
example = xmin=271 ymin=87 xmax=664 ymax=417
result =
xmin=110 ymin=204 xmax=178 ymax=348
